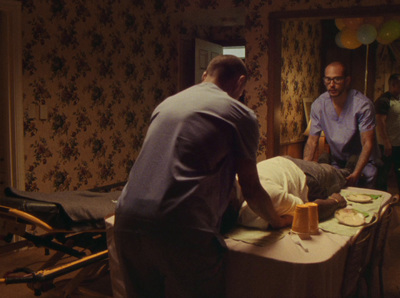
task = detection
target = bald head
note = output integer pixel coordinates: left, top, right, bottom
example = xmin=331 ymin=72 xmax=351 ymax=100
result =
xmin=325 ymin=61 xmax=348 ymax=77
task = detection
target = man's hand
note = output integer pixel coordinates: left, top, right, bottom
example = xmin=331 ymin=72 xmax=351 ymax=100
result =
xmin=346 ymin=172 xmax=360 ymax=186
xmin=314 ymin=193 xmax=347 ymax=220
xmin=384 ymin=142 xmax=393 ymax=157
xmin=329 ymin=193 xmax=347 ymax=208
xmin=278 ymin=214 xmax=293 ymax=228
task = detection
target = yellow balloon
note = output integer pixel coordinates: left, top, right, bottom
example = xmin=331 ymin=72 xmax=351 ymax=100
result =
xmin=335 ymin=18 xmax=346 ymax=30
xmin=343 ymin=18 xmax=364 ymax=30
xmin=341 ymin=28 xmax=362 ymax=49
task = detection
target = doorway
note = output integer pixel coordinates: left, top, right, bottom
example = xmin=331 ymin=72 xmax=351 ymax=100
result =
xmin=178 ymin=38 xmax=246 ymax=91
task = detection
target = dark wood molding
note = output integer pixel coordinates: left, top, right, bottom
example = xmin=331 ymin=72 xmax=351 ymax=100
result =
xmin=267 ymin=16 xmax=282 ymax=158
xmin=269 ymin=5 xmax=400 ymax=20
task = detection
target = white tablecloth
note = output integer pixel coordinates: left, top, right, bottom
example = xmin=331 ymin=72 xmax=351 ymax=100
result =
xmin=225 ymin=187 xmax=392 ymax=298
xmin=225 ymin=231 xmax=349 ymax=298
xmin=106 ymin=188 xmax=392 ymax=298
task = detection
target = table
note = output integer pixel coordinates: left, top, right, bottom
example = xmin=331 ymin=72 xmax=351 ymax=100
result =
xmin=105 ymin=187 xmax=392 ymax=298
xmin=224 ymin=187 xmax=392 ymax=298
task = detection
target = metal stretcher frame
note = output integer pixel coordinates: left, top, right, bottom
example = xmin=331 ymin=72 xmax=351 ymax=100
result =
xmin=0 ymin=182 xmax=125 ymax=296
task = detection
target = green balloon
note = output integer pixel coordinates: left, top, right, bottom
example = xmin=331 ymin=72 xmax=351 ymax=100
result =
xmin=378 ymin=20 xmax=400 ymax=43
xmin=357 ymin=24 xmax=377 ymax=45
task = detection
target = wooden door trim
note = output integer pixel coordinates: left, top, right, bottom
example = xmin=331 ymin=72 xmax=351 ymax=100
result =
xmin=0 ymin=1 xmax=24 ymax=190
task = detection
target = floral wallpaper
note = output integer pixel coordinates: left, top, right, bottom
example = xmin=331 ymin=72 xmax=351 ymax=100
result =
xmin=280 ymin=19 xmax=321 ymax=144
xmin=22 ymin=0 xmax=177 ymax=192
xmin=21 ymin=0 xmax=244 ymax=192
xmin=19 ymin=0 xmax=395 ymax=192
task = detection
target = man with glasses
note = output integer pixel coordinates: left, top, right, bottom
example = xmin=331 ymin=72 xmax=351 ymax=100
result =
xmin=303 ymin=61 xmax=378 ymax=189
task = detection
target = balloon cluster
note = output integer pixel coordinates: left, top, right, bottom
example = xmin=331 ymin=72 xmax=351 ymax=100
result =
xmin=335 ymin=17 xmax=400 ymax=49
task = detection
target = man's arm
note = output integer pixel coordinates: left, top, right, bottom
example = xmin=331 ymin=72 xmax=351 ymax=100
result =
xmin=346 ymin=129 xmax=375 ymax=186
xmin=376 ymin=114 xmax=392 ymax=156
xmin=303 ymin=134 xmax=319 ymax=161
xmin=313 ymin=193 xmax=347 ymax=220
xmin=236 ymin=159 xmax=292 ymax=229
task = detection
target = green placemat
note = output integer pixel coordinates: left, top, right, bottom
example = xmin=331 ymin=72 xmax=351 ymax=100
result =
xmin=225 ymin=226 xmax=290 ymax=246
xmin=319 ymin=192 xmax=383 ymax=237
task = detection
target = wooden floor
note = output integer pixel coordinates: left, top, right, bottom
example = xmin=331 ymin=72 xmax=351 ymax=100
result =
xmin=0 ymin=246 xmax=113 ymax=297
xmin=0 ymin=174 xmax=399 ymax=298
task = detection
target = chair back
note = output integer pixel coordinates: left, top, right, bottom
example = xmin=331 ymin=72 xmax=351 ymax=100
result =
xmin=372 ymin=195 xmax=399 ymax=266
xmin=365 ymin=194 xmax=400 ymax=297
xmin=341 ymin=214 xmax=378 ymax=298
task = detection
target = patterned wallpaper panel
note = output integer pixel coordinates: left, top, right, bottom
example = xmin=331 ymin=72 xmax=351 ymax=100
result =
xmin=20 ymin=0 xmax=245 ymax=192
xmin=21 ymin=0 xmax=182 ymax=192
xmin=280 ymin=19 xmax=321 ymax=145
xmin=19 ymin=0 xmax=394 ymax=192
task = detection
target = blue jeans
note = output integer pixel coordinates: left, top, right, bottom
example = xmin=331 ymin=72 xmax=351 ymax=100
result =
xmin=284 ymin=156 xmax=348 ymax=200
xmin=317 ymin=152 xmax=377 ymax=189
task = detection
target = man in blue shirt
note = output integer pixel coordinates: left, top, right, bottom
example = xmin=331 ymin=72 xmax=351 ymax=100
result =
xmin=303 ymin=61 xmax=378 ymax=188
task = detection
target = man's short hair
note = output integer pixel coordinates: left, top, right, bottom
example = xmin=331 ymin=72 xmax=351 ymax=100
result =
xmin=326 ymin=61 xmax=349 ymax=77
xmin=206 ymin=55 xmax=247 ymax=85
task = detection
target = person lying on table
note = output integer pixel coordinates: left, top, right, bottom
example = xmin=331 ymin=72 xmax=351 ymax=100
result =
xmin=224 ymin=156 xmax=348 ymax=230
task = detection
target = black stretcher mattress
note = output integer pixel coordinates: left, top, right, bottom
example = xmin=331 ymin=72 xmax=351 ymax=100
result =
xmin=0 ymin=187 xmax=122 ymax=231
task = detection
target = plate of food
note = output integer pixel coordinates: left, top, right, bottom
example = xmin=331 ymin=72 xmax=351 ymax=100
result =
xmin=335 ymin=208 xmax=365 ymax=226
xmin=346 ymin=194 xmax=373 ymax=203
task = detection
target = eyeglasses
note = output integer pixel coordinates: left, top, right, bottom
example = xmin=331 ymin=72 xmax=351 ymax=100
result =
xmin=322 ymin=76 xmax=345 ymax=84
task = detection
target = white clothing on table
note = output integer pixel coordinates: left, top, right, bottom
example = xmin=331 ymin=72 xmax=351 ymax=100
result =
xmin=238 ymin=156 xmax=308 ymax=229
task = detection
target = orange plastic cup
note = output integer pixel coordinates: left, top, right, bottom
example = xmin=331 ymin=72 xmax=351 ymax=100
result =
xmin=306 ymin=202 xmax=319 ymax=235
xmin=291 ymin=204 xmax=310 ymax=234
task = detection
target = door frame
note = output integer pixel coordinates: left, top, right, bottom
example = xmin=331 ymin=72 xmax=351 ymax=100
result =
xmin=0 ymin=0 xmax=24 ymax=190
xmin=194 ymin=38 xmax=223 ymax=84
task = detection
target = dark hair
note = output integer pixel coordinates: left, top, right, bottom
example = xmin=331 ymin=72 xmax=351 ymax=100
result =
xmin=389 ymin=73 xmax=400 ymax=85
xmin=206 ymin=55 xmax=247 ymax=86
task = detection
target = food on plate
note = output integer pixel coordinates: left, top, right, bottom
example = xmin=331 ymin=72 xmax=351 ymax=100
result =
xmin=335 ymin=208 xmax=365 ymax=226
xmin=346 ymin=194 xmax=372 ymax=203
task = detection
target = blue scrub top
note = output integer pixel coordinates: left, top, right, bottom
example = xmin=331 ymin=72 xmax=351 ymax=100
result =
xmin=309 ymin=89 xmax=377 ymax=163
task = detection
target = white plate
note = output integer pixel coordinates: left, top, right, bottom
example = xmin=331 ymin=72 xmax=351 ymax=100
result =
xmin=346 ymin=194 xmax=373 ymax=203
xmin=335 ymin=208 xmax=365 ymax=226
